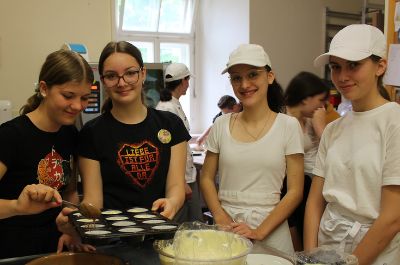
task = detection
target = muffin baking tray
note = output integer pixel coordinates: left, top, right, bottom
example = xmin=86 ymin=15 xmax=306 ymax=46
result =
xmin=70 ymin=207 xmax=179 ymax=244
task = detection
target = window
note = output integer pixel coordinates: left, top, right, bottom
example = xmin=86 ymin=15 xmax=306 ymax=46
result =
xmin=114 ymin=0 xmax=197 ymax=120
xmin=133 ymin=41 xmax=155 ymax=62
xmin=119 ymin=0 xmax=195 ymax=34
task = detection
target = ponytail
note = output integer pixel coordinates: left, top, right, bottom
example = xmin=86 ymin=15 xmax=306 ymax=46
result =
xmin=159 ymin=89 xmax=173 ymax=101
xmin=159 ymin=79 xmax=182 ymax=102
xmin=370 ymin=55 xmax=390 ymax=101
xmin=265 ymin=66 xmax=284 ymax=113
xmin=379 ymin=85 xmax=390 ymax=101
xmin=20 ymin=88 xmax=43 ymax=115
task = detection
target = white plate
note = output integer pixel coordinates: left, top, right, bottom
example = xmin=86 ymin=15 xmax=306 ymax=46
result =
xmin=246 ymin=254 xmax=292 ymax=265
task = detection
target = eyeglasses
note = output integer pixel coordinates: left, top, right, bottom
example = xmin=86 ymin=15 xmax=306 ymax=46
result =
xmin=229 ymin=69 xmax=266 ymax=87
xmin=102 ymin=68 xmax=142 ymax=87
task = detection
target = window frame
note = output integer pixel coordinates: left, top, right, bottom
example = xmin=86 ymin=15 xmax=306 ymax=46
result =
xmin=111 ymin=0 xmax=197 ymax=120
xmin=113 ymin=0 xmax=197 ymax=38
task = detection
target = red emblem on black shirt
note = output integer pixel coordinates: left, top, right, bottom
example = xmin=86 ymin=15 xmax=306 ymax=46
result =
xmin=117 ymin=141 xmax=159 ymax=188
xmin=37 ymin=147 xmax=69 ymax=190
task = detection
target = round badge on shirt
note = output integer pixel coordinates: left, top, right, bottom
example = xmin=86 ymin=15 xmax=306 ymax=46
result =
xmin=158 ymin=129 xmax=171 ymax=144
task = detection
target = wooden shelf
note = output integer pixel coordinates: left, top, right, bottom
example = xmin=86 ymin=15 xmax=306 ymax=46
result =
xmin=385 ymin=0 xmax=399 ymax=102
xmin=323 ymin=5 xmax=384 ymax=81
xmin=326 ymin=24 xmax=347 ymax=31
xmin=326 ymin=10 xmax=361 ymax=20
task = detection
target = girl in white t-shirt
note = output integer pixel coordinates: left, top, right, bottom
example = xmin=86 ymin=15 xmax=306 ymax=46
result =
xmin=200 ymin=44 xmax=304 ymax=254
xmin=284 ymin=71 xmax=331 ymax=250
xmin=304 ymin=24 xmax=400 ymax=265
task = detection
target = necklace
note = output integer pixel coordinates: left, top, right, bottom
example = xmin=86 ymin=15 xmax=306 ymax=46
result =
xmin=233 ymin=111 xmax=272 ymax=140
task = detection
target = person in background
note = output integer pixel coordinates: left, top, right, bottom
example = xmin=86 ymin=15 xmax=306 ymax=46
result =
xmin=195 ymin=95 xmax=241 ymax=149
xmin=156 ymin=63 xmax=203 ymax=222
xmin=57 ymin=42 xmax=187 ymax=260
xmin=304 ymin=24 xmax=400 ymax=265
xmin=200 ymin=44 xmax=304 ymax=255
xmin=212 ymin=95 xmax=242 ymax=123
xmin=0 ymin=49 xmax=93 ymax=258
xmin=0 ymin=184 xmax=62 ymax=219
xmin=283 ymin=71 xmax=330 ymax=251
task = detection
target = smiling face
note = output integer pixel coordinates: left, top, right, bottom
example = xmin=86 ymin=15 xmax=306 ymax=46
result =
xmin=228 ymin=64 xmax=274 ymax=108
xmin=329 ymin=56 xmax=386 ymax=108
xmin=40 ymin=81 xmax=91 ymax=127
xmin=102 ymin=52 xmax=146 ymax=106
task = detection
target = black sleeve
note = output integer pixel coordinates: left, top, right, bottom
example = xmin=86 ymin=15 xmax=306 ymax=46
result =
xmin=0 ymin=121 xmax=18 ymax=167
xmin=78 ymin=120 xmax=99 ymax=160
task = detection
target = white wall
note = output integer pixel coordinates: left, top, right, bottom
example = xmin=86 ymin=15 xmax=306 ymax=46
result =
xmin=193 ymin=0 xmax=249 ymax=133
xmin=192 ymin=0 xmax=371 ymax=133
xmin=0 ymin=0 xmax=112 ymax=116
xmin=249 ymin=0 xmax=365 ymax=90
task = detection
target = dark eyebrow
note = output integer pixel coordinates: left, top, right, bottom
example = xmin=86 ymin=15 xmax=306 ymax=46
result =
xmin=125 ymin=66 xmax=141 ymax=71
xmin=103 ymin=66 xmax=140 ymax=74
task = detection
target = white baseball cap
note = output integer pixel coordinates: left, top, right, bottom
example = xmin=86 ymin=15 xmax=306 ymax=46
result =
xmin=314 ymin=24 xmax=386 ymax=67
xmin=164 ymin=63 xmax=192 ymax=82
xmin=221 ymin=44 xmax=272 ymax=74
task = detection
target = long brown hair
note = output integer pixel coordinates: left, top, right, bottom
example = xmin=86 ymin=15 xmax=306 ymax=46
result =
xmin=20 ymin=50 xmax=94 ymax=115
xmin=265 ymin=66 xmax=285 ymax=113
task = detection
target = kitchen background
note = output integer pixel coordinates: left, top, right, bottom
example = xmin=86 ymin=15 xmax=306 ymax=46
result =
xmin=0 ymin=0 xmax=386 ymax=133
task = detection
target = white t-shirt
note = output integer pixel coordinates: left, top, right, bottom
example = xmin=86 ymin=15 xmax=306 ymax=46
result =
xmin=303 ymin=118 xmax=319 ymax=175
xmin=313 ymin=102 xmax=400 ymax=222
xmin=156 ymin=97 xmax=196 ymax=183
xmin=205 ymin=112 xmax=303 ymax=254
xmin=206 ymin=113 xmax=304 ymax=199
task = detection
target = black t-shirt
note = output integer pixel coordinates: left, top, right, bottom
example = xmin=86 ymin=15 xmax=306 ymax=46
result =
xmin=0 ymin=115 xmax=78 ymax=258
xmin=79 ymin=108 xmax=190 ymax=209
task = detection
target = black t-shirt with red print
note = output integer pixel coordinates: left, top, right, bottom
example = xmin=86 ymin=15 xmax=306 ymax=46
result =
xmin=0 ymin=115 xmax=78 ymax=258
xmin=78 ymin=107 xmax=190 ymax=210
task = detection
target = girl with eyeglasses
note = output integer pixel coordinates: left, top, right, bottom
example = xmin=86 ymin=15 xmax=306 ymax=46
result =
xmin=200 ymin=44 xmax=304 ymax=255
xmin=304 ymin=24 xmax=400 ymax=265
xmin=56 ymin=41 xmax=188 ymax=257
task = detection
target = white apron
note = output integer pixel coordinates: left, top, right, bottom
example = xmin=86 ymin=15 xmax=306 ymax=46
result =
xmin=319 ymin=204 xmax=400 ymax=265
xmin=219 ymin=190 xmax=294 ymax=255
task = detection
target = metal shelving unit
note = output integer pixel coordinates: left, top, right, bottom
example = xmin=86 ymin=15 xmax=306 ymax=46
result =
xmin=323 ymin=8 xmax=362 ymax=81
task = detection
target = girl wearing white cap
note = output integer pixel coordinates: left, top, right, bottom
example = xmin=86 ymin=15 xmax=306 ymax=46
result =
xmin=156 ymin=63 xmax=203 ymax=222
xmin=304 ymin=24 xmax=400 ymax=264
xmin=200 ymin=44 xmax=304 ymax=254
